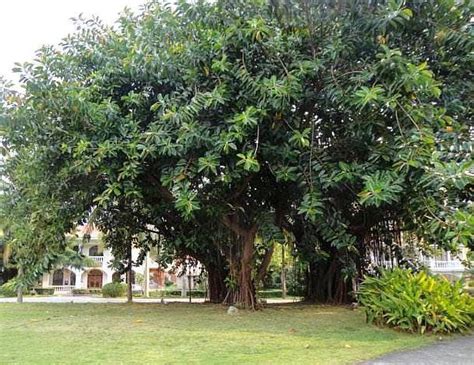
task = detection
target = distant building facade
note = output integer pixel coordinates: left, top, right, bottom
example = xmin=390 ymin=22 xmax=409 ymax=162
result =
xmin=39 ymin=227 xmax=202 ymax=295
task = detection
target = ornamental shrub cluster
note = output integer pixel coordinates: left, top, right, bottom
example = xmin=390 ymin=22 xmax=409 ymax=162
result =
xmin=0 ymin=281 xmax=17 ymax=297
xmin=102 ymin=282 xmax=127 ymax=298
xmin=358 ymin=268 xmax=474 ymax=334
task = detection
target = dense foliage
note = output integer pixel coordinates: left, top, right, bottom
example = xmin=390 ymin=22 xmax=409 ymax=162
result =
xmin=102 ymin=282 xmax=127 ymax=298
xmin=0 ymin=0 xmax=472 ymax=307
xmin=358 ymin=269 xmax=474 ymax=333
xmin=0 ymin=280 xmax=19 ymax=297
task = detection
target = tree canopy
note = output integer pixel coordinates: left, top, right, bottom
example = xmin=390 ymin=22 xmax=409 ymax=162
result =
xmin=1 ymin=0 xmax=472 ymax=307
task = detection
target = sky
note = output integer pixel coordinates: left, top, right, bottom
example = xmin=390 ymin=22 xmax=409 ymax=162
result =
xmin=0 ymin=0 xmax=145 ymax=84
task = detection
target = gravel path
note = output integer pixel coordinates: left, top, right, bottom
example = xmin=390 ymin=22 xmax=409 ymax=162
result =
xmin=362 ymin=336 xmax=474 ymax=365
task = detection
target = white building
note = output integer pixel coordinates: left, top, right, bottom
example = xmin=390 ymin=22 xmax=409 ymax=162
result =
xmin=40 ymin=227 xmax=202 ymax=295
xmin=370 ymin=244 xmax=472 ymax=278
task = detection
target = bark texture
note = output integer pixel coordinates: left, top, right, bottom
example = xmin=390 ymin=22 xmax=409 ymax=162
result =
xmin=222 ymin=215 xmax=258 ymax=309
xmin=16 ymin=266 xmax=23 ymax=304
xmin=206 ymin=257 xmax=228 ymax=303
xmin=127 ymin=244 xmax=133 ymax=303
xmin=305 ymin=253 xmax=351 ymax=304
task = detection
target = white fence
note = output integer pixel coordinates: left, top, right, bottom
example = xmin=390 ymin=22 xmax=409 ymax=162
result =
xmin=377 ymin=259 xmax=467 ymax=272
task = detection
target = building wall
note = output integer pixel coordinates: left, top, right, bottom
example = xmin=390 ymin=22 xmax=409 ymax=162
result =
xmin=41 ymin=229 xmax=202 ymax=293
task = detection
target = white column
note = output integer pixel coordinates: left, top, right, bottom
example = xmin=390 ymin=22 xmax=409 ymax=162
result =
xmin=181 ymin=276 xmax=187 ymax=297
xmin=42 ymin=273 xmax=51 ymax=287
xmin=80 ymin=270 xmax=87 ymax=289
xmin=63 ymin=270 xmax=70 ymax=286
xmin=73 ymin=269 xmax=82 ymax=289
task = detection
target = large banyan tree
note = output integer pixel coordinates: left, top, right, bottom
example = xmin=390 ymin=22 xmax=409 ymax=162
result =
xmin=1 ymin=0 xmax=472 ymax=307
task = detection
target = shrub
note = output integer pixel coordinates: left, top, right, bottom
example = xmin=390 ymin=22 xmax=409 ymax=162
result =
xmin=187 ymin=289 xmax=206 ymax=297
xmin=163 ymin=289 xmax=206 ymax=297
xmin=0 ymin=281 xmax=18 ymax=297
xmin=34 ymin=288 xmax=55 ymax=295
xmin=102 ymin=282 xmax=127 ymax=298
xmin=257 ymin=289 xmax=283 ymax=298
xmin=164 ymin=279 xmax=174 ymax=287
xmin=148 ymin=289 xmax=206 ymax=298
xmin=72 ymin=289 xmax=88 ymax=295
xmin=358 ymin=268 xmax=474 ymax=334
xmin=135 ymin=273 xmax=145 ymax=286
xmin=72 ymin=288 xmax=102 ymax=295
xmin=287 ymin=267 xmax=306 ymax=297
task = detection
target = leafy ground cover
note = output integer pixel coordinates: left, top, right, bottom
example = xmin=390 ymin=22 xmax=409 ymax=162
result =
xmin=0 ymin=303 xmax=435 ymax=364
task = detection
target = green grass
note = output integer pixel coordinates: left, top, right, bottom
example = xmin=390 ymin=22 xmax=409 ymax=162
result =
xmin=0 ymin=303 xmax=435 ymax=364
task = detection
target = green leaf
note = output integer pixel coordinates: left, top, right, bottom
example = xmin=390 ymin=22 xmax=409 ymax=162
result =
xmin=298 ymin=191 xmax=323 ymax=221
xmin=197 ymin=154 xmax=219 ymax=175
xmin=353 ymin=86 xmax=385 ymax=108
xmin=236 ymin=151 xmax=260 ymax=172
xmin=289 ymin=128 xmax=311 ymax=149
xmin=358 ymin=171 xmax=404 ymax=207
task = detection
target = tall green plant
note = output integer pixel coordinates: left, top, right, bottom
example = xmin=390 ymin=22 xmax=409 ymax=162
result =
xmin=358 ymin=268 xmax=474 ymax=334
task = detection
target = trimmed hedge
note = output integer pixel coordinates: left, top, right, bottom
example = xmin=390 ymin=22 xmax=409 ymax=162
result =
xmin=72 ymin=288 xmax=102 ymax=295
xmin=257 ymin=289 xmax=283 ymax=298
xmin=34 ymin=288 xmax=55 ymax=295
xmin=148 ymin=289 xmax=206 ymax=298
xmin=359 ymin=268 xmax=474 ymax=334
xmin=163 ymin=289 xmax=206 ymax=297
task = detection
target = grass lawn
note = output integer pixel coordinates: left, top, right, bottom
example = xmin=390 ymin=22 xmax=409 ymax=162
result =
xmin=0 ymin=303 xmax=435 ymax=364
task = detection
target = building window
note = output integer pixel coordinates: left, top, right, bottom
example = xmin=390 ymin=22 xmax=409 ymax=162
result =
xmin=52 ymin=270 xmax=64 ymax=286
xmin=88 ymin=245 xmax=102 ymax=256
xmin=70 ymin=271 xmax=76 ymax=286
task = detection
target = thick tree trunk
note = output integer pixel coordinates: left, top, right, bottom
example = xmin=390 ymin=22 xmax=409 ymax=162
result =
xmin=222 ymin=224 xmax=258 ymax=309
xmin=237 ymin=230 xmax=256 ymax=308
xmin=305 ymin=255 xmax=351 ymax=304
xmin=207 ymin=260 xmax=227 ymax=303
xmin=289 ymin=218 xmax=353 ymax=305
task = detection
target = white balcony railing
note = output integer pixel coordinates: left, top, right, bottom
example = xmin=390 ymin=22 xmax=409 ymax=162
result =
xmin=423 ymin=260 xmax=466 ymax=272
xmin=374 ymin=259 xmax=468 ymax=273
xmin=51 ymin=285 xmax=75 ymax=294
xmin=89 ymin=256 xmax=104 ymax=263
